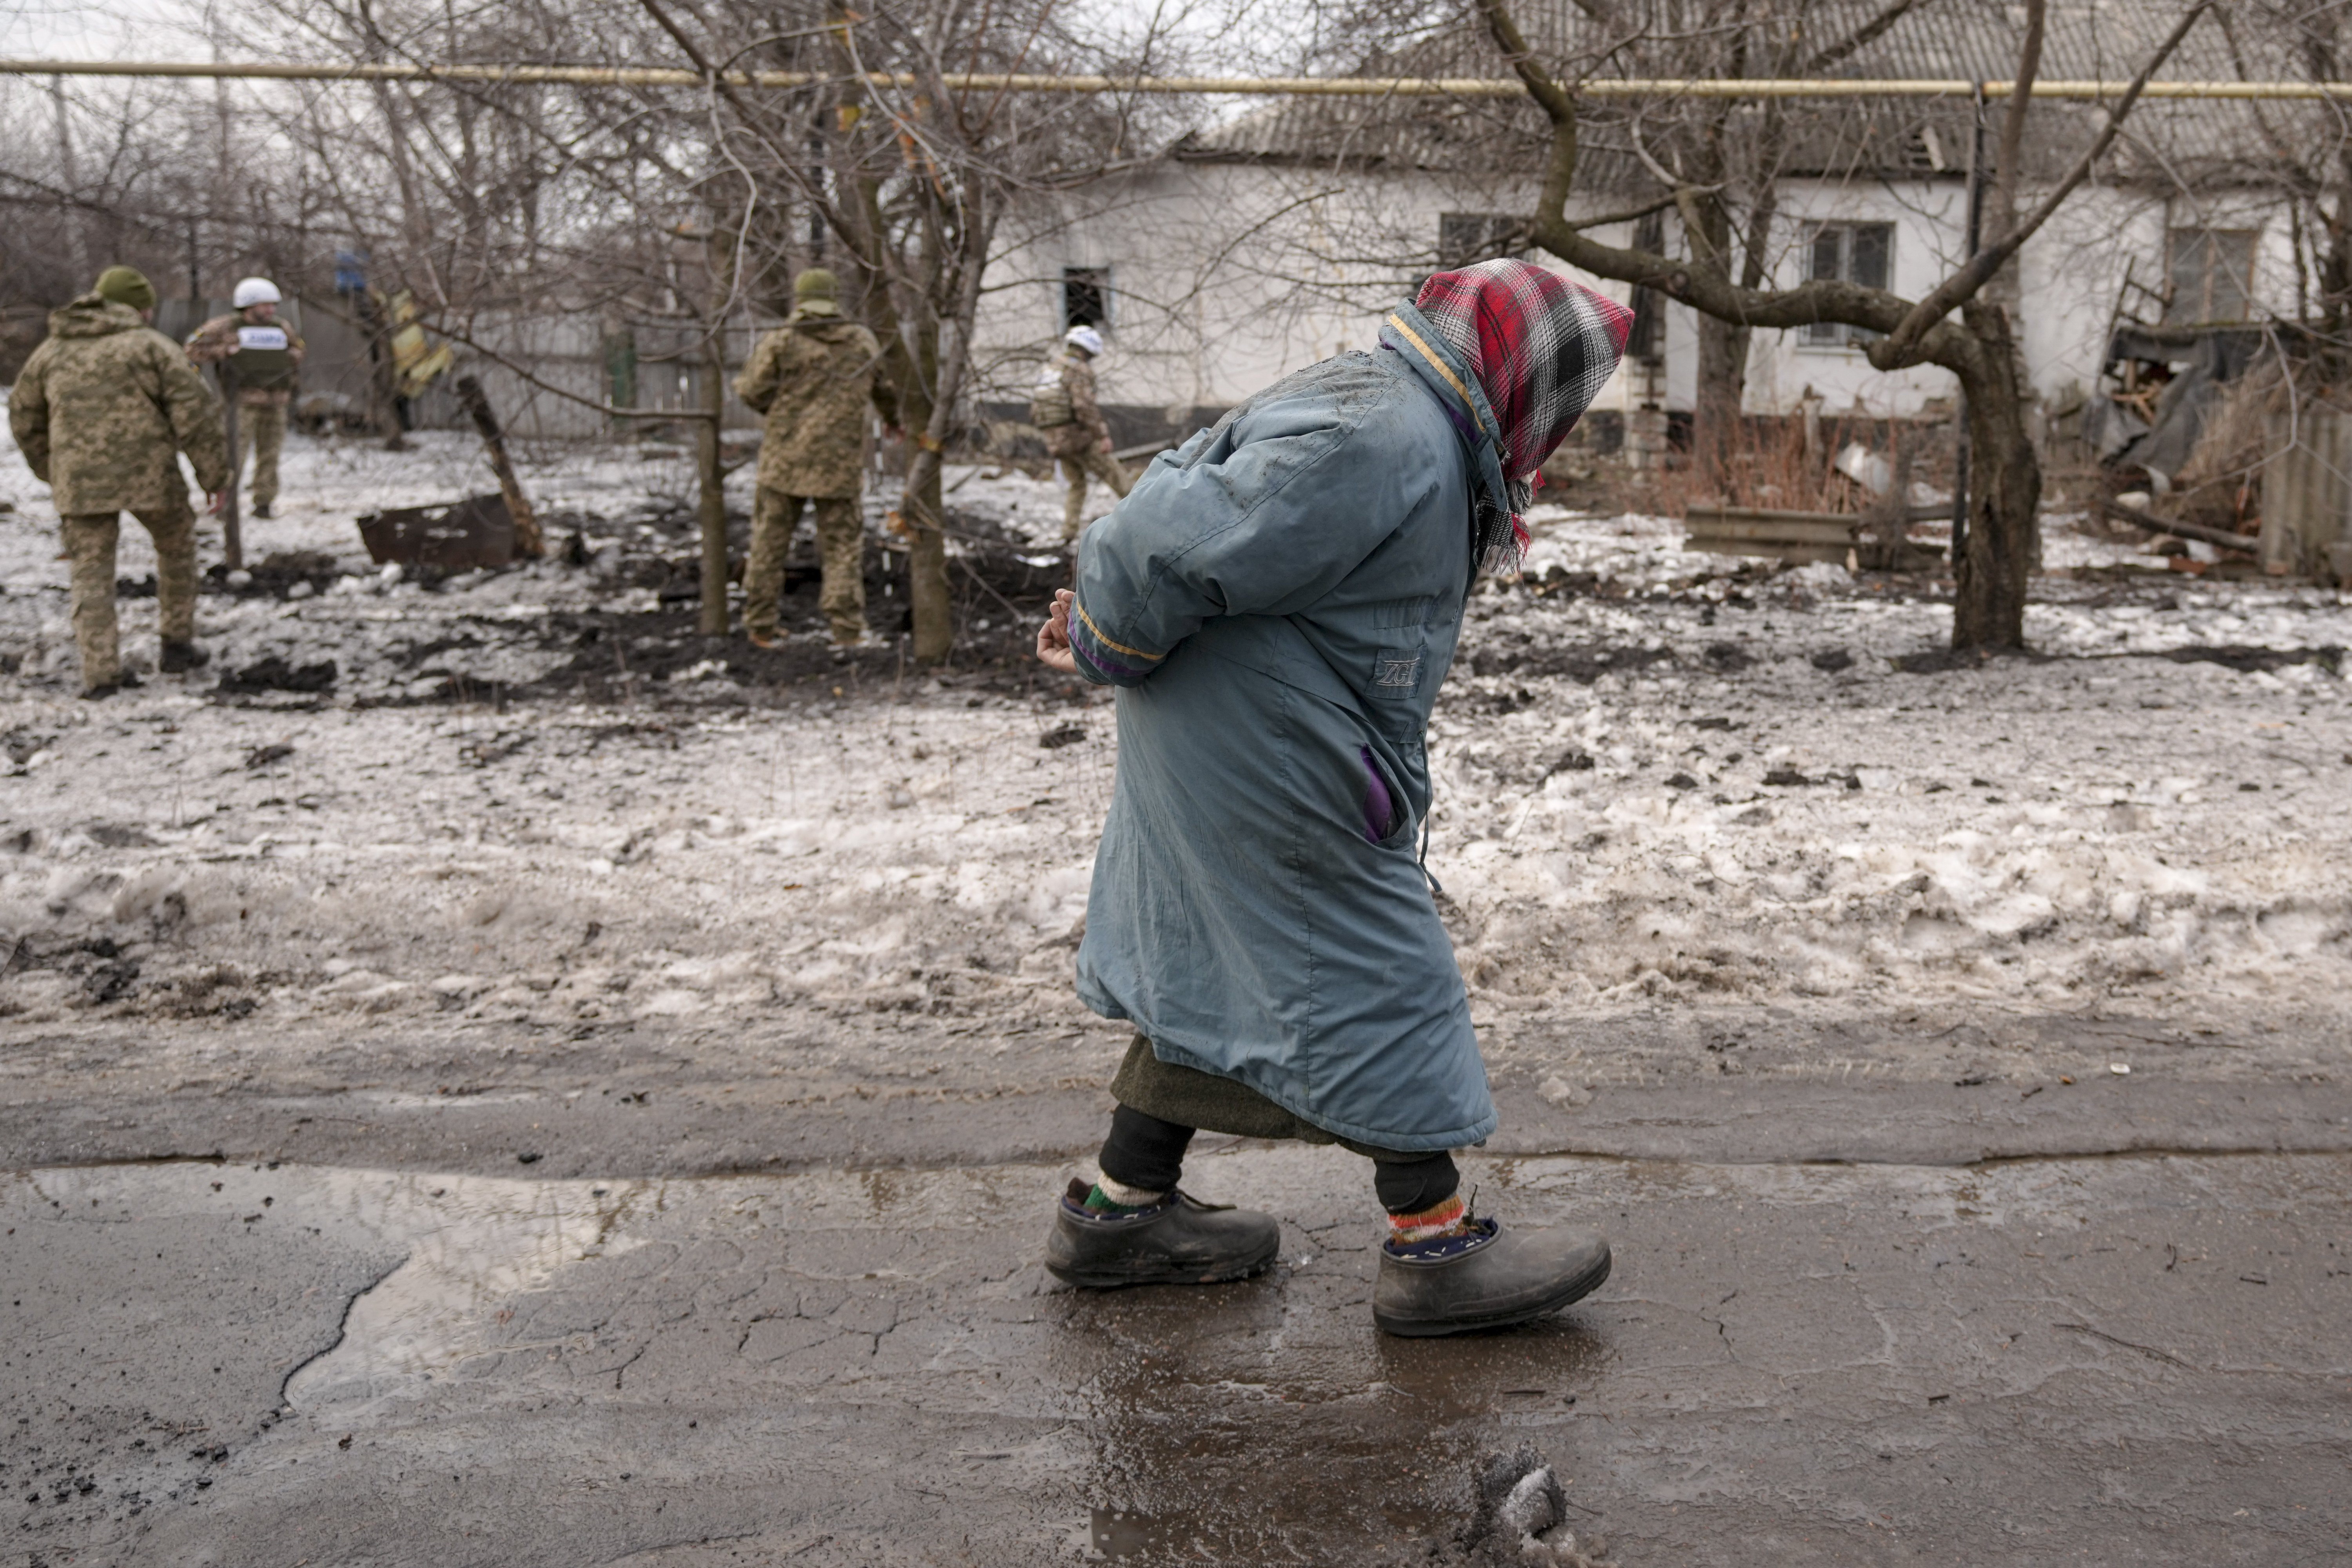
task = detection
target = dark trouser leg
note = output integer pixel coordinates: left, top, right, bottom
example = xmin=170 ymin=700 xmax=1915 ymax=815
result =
xmin=1371 ymin=1150 xmax=1460 ymax=1215
xmin=1097 ymin=1104 xmax=1195 ymax=1196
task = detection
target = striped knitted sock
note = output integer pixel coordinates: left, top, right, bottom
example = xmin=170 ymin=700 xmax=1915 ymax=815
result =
xmin=1083 ymin=1175 xmax=1167 ymax=1214
xmin=1387 ymin=1193 xmax=1468 ymax=1245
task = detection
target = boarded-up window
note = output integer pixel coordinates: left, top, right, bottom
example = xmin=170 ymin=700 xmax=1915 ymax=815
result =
xmin=1803 ymin=222 xmax=1893 ymax=347
xmin=1063 ymin=266 xmax=1109 ymax=333
xmin=1438 ymin=213 xmax=1525 ymax=268
xmin=2165 ymin=229 xmax=2256 ymax=324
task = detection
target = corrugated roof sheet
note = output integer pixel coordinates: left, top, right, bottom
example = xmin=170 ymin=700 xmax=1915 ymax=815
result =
xmin=1176 ymin=0 xmax=2331 ymax=195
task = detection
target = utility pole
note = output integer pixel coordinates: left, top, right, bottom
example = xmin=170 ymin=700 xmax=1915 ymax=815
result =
xmin=50 ymin=77 xmax=88 ymax=282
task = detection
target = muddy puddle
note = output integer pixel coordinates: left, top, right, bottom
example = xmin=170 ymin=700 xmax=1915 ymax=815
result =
xmin=7 ymin=1146 xmax=2348 ymax=1564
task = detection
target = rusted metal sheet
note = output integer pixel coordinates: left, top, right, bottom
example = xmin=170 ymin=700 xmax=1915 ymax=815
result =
xmin=355 ymin=493 xmax=520 ymax=570
xmin=2259 ymin=409 xmax=2352 ymax=581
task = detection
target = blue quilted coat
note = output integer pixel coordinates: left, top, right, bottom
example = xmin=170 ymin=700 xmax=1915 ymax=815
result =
xmin=1065 ymin=303 xmax=1516 ymax=1152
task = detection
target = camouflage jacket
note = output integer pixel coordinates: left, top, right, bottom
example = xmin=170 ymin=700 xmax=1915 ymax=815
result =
xmin=11 ymin=293 xmax=230 ymax=515
xmin=734 ymin=310 xmax=899 ymax=499
xmin=185 ymin=310 xmax=306 ymax=407
xmin=1041 ymin=348 xmax=1110 ymax=459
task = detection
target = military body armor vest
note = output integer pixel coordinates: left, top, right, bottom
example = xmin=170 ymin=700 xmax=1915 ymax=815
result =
xmin=1029 ymin=356 xmax=1075 ymax=429
xmin=230 ymin=324 xmax=296 ymax=390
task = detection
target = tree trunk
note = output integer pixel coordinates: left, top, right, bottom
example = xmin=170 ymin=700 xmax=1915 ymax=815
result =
xmin=1949 ymin=303 xmax=2038 ymax=651
xmin=899 ymin=312 xmax=954 ymax=664
xmin=696 ymin=327 xmax=729 ymax=636
xmin=901 ymin=455 xmax=953 ymax=664
xmin=1693 ymin=316 xmax=1750 ymax=492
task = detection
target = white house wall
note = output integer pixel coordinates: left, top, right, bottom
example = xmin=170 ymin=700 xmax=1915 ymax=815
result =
xmin=972 ymin=160 xmax=2296 ymax=431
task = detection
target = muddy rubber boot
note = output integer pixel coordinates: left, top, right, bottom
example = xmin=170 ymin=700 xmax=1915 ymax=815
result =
xmin=1372 ymin=1218 xmax=1610 ymax=1337
xmin=1043 ymin=1178 xmax=1280 ymax=1288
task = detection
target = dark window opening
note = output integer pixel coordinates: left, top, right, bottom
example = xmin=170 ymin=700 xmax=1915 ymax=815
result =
xmin=1062 ymin=266 xmax=1109 ymax=333
xmin=2165 ymin=229 xmax=2256 ymax=324
xmin=1625 ymin=210 xmax=1666 ymax=363
xmin=1804 ymin=223 xmax=1893 ymax=347
xmin=1438 ymin=212 xmax=1525 ymax=269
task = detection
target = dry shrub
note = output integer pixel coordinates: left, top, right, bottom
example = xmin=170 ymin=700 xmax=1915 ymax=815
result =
xmin=1661 ymin=411 xmax=1954 ymax=516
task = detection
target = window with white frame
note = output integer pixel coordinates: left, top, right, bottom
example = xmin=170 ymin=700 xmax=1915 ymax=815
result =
xmin=1803 ymin=222 xmax=1892 ymax=347
xmin=2165 ymin=229 xmax=2256 ymax=324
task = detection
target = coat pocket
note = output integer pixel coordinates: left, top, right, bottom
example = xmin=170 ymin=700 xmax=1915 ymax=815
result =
xmin=1359 ymin=746 xmax=1413 ymax=847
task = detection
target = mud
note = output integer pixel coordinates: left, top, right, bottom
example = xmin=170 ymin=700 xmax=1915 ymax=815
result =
xmin=6 ymin=1142 xmax=2346 ymax=1566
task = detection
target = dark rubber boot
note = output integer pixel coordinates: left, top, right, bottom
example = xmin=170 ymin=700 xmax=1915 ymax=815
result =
xmin=1043 ymin=1178 xmax=1280 ymax=1288
xmin=1373 ymin=1219 xmax=1611 ymax=1337
xmin=159 ymin=641 xmax=211 ymax=674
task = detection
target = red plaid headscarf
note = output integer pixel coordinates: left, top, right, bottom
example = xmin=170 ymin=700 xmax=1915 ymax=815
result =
xmin=1414 ymin=261 xmax=1634 ymax=549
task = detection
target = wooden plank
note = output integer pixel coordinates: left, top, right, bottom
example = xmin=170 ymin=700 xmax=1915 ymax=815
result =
xmin=1688 ymin=520 xmax=1863 ymax=546
xmin=1687 ymin=503 xmax=1946 ymax=527
xmin=1685 ymin=539 xmax=1851 ymax=564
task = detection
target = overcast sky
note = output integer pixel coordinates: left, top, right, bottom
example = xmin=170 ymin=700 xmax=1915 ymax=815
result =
xmin=3 ymin=0 xmax=1310 ymax=67
xmin=3 ymin=0 xmax=191 ymax=60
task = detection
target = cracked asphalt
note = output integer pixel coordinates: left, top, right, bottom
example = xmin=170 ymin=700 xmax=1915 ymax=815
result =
xmin=5 ymin=1013 xmax=2349 ymax=1566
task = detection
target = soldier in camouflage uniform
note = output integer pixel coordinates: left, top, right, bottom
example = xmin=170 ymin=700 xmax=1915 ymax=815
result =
xmin=10 ymin=267 xmax=229 ymax=698
xmin=1032 ymin=324 xmax=1130 ymax=540
xmin=734 ymin=268 xmax=900 ymax=647
xmin=185 ymin=276 xmax=305 ymax=518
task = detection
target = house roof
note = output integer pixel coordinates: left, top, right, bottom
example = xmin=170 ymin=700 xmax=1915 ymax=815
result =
xmin=1173 ymin=0 xmax=2325 ymax=198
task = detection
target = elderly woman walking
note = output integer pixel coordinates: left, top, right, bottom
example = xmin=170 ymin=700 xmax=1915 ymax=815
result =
xmin=1034 ymin=261 xmax=1633 ymax=1336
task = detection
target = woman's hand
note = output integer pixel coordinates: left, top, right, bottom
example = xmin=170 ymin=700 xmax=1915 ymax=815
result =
xmin=1036 ymin=588 xmax=1079 ymax=674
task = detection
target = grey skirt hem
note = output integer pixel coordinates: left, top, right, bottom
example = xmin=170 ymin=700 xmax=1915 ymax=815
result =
xmin=1108 ymin=1036 xmax=1433 ymax=1163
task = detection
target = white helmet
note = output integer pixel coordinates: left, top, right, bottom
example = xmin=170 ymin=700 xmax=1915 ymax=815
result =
xmin=233 ymin=277 xmax=283 ymax=309
xmin=1063 ymin=324 xmax=1104 ymax=357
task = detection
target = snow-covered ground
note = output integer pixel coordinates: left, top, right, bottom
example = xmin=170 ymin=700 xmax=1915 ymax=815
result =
xmin=0 ymin=428 xmax=2345 ymax=1056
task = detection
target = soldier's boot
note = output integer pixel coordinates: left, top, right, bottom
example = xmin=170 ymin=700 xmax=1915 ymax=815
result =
xmin=159 ymin=642 xmax=211 ymax=674
xmin=251 ymin=502 xmax=272 ymax=520
xmin=1372 ymin=1217 xmax=1611 ymax=1337
xmin=1044 ymin=1179 xmax=1280 ymax=1288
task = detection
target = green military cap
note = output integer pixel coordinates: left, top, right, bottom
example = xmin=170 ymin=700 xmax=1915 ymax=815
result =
xmin=792 ymin=268 xmax=839 ymax=301
xmin=93 ymin=266 xmax=157 ymax=312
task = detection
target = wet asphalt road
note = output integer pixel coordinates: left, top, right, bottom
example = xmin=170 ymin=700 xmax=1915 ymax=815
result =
xmin=6 ymin=1046 xmax=2349 ymax=1567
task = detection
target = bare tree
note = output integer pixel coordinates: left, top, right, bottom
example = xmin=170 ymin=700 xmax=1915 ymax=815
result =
xmin=621 ymin=0 xmax=1200 ymax=662
xmin=1470 ymin=0 xmax=2211 ymax=650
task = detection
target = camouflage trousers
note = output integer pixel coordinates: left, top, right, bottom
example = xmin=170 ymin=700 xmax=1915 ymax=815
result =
xmin=1058 ymin=446 xmax=1132 ymax=540
xmin=60 ymin=500 xmax=198 ymax=691
xmin=745 ymin=488 xmax=865 ymax=644
xmin=232 ymin=401 xmax=286 ymax=508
